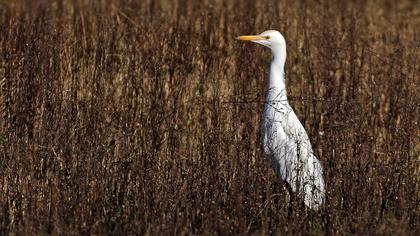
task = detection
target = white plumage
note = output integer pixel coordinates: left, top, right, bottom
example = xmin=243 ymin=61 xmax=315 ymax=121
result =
xmin=238 ymin=30 xmax=325 ymax=210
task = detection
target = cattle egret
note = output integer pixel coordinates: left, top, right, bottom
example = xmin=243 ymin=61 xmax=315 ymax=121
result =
xmin=237 ymin=30 xmax=325 ymax=210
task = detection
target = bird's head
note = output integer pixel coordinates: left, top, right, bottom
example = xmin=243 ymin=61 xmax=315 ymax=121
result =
xmin=237 ymin=30 xmax=287 ymax=63
xmin=237 ymin=30 xmax=286 ymax=49
xmin=237 ymin=30 xmax=286 ymax=50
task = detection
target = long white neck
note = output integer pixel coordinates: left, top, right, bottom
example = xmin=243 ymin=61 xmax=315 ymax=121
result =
xmin=267 ymin=46 xmax=287 ymax=102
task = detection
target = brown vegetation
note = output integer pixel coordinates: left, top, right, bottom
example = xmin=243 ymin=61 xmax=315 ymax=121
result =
xmin=0 ymin=0 xmax=419 ymax=235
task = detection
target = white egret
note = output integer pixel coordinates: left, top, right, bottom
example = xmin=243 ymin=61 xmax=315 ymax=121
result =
xmin=237 ymin=30 xmax=325 ymax=210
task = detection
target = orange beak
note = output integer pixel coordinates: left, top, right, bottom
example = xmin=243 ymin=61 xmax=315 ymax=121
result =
xmin=236 ymin=35 xmax=264 ymax=41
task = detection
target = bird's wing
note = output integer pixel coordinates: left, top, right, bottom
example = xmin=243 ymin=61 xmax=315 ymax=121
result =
xmin=282 ymin=107 xmax=313 ymax=152
xmin=264 ymin=104 xmax=325 ymax=209
xmin=283 ymin=108 xmax=325 ymax=208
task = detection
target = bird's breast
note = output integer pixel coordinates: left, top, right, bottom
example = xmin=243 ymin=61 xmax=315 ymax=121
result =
xmin=261 ymin=104 xmax=289 ymax=155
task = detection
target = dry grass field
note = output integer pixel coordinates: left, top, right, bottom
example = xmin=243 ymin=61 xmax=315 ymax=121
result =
xmin=0 ymin=0 xmax=419 ymax=235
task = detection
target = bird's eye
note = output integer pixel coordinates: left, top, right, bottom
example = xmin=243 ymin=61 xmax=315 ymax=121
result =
xmin=265 ymin=36 xmax=270 ymax=40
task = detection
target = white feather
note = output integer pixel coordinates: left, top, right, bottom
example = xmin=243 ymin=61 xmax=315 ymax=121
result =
xmin=239 ymin=30 xmax=325 ymax=209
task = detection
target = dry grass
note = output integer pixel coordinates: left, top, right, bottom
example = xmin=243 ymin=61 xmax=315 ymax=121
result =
xmin=0 ymin=0 xmax=419 ymax=235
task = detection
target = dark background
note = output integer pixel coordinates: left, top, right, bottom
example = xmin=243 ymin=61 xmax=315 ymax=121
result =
xmin=0 ymin=0 xmax=419 ymax=235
